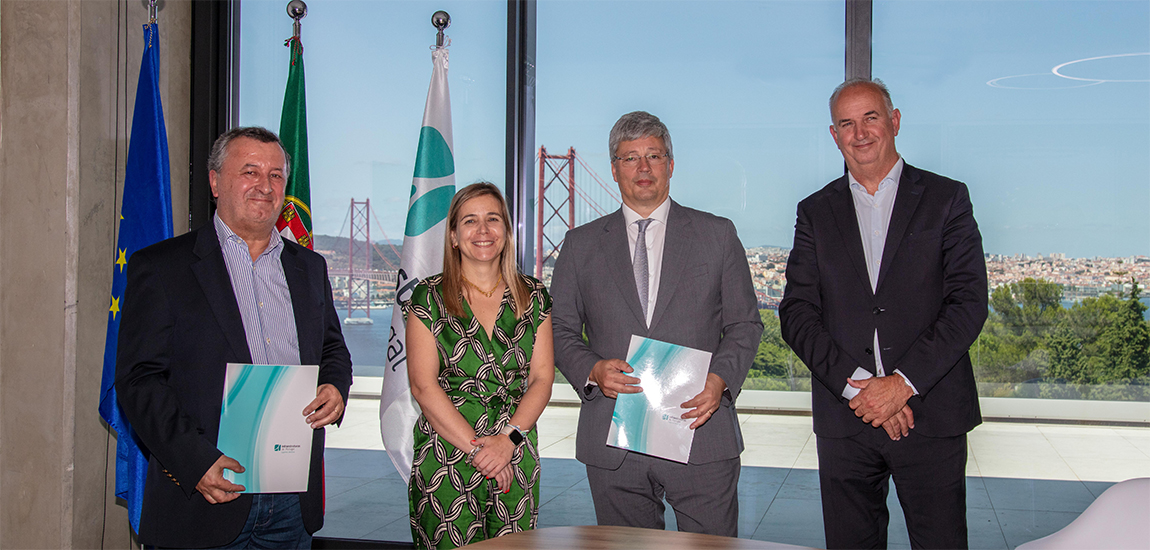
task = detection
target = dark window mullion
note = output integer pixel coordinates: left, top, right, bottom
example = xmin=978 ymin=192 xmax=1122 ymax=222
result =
xmin=506 ymin=0 xmax=536 ymax=274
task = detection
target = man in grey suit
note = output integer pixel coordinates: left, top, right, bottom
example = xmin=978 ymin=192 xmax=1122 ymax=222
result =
xmin=551 ymin=111 xmax=763 ymax=536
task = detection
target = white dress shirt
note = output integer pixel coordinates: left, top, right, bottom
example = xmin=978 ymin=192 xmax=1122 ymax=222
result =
xmin=585 ymin=197 xmax=672 ymax=388
xmin=843 ymin=159 xmax=919 ymax=399
xmin=622 ymin=197 xmax=671 ymax=327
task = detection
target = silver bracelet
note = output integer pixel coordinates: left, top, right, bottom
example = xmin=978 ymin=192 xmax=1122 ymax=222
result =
xmin=465 ymin=444 xmax=483 ymax=465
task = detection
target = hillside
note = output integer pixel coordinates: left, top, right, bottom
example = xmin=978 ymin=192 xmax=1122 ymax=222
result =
xmin=313 ymin=234 xmax=403 ymax=271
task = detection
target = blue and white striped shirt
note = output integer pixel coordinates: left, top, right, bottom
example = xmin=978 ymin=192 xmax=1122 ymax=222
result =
xmin=214 ymin=214 xmax=301 ymax=366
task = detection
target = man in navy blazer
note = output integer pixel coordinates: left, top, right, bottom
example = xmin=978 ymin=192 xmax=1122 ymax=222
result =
xmin=552 ymin=111 xmax=762 ymax=536
xmin=116 ymin=127 xmax=352 ymax=548
xmin=780 ymin=80 xmax=987 ymax=549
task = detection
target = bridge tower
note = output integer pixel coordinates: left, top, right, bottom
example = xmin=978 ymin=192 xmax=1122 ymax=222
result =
xmin=536 ymin=146 xmax=576 ymax=279
xmin=347 ymin=198 xmax=372 ymax=318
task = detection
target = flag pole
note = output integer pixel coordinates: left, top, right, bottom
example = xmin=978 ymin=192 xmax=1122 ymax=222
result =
xmin=276 ymin=0 xmax=315 ymax=248
xmin=380 ymin=10 xmax=457 ymax=483
xmin=433 ymin=10 xmax=450 ymax=47
xmin=99 ymin=0 xmax=174 ymax=532
xmin=288 ymin=0 xmax=306 ymax=37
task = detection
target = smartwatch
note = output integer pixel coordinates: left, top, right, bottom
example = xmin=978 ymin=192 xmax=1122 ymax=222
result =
xmin=501 ymin=424 xmax=525 ymax=446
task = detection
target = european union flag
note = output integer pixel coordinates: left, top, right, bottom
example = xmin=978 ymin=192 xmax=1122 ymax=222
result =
xmin=98 ymin=22 xmax=173 ymax=533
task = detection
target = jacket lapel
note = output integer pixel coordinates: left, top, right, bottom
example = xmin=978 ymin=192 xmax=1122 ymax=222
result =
xmin=601 ymin=210 xmax=647 ymax=329
xmin=649 ymin=200 xmax=689 ymax=332
xmin=827 ymin=176 xmax=874 ymax=295
xmin=190 ymin=225 xmax=252 ymax=363
xmin=281 ymin=243 xmax=320 ymax=365
xmin=876 ymin=164 xmax=925 ymax=292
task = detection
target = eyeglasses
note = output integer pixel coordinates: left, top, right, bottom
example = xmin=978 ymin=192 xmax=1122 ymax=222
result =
xmin=612 ymin=152 xmax=671 ymax=168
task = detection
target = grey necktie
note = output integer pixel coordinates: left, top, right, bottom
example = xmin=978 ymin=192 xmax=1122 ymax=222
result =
xmin=634 ymin=218 xmax=653 ymax=321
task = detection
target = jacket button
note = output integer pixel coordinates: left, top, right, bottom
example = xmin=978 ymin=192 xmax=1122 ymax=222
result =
xmin=872 ymin=307 xmax=883 ymax=315
xmin=865 ymin=348 xmax=874 ymax=355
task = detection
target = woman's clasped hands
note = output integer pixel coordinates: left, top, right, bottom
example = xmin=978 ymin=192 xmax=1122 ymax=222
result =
xmin=469 ymin=434 xmax=516 ymax=494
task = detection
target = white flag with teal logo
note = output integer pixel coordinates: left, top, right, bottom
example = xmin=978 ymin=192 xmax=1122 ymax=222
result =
xmin=380 ymin=45 xmax=456 ymax=481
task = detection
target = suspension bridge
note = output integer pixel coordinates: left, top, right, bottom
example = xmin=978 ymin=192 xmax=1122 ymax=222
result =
xmin=535 ymin=146 xmax=619 ymax=280
xmin=327 ymin=198 xmax=400 ymax=324
xmin=329 ymin=145 xmax=620 ymax=319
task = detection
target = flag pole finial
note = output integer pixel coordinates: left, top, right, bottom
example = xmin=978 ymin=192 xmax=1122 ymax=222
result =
xmin=148 ymin=0 xmax=157 ymax=23
xmin=287 ymin=0 xmax=307 ymax=39
xmin=432 ymin=10 xmax=450 ymax=47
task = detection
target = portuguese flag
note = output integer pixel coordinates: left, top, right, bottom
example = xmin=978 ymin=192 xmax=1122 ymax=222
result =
xmin=276 ymin=35 xmax=312 ymax=249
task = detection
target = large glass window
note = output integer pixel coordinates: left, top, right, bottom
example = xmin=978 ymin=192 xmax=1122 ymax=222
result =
xmin=239 ymin=1 xmax=507 ymax=542
xmin=874 ymin=0 xmax=1150 ymax=401
xmin=222 ymin=1 xmax=1150 ymax=546
xmin=239 ymin=0 xmax=507 ymax=375
xmin=536 ymin=0 xmax=845 ymax=392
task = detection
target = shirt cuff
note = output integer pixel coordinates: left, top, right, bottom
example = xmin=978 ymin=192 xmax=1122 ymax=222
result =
xmin=893 ymin=369 xmax=919 ymax=395
xmin=583 ymin=377 xmax=598 ymax=397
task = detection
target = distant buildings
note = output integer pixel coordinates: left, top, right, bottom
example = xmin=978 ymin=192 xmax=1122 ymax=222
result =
xmin=446 ymin=246 xmax=1149 ymax=307
xmin=983 ymin=253 xmax=1150 ymax=297
xmin=744 ymin=248 xmax=1148 ymax=307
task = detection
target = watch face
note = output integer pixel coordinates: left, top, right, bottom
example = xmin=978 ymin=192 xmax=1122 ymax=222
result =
xmin=508 ymin=429 xmax=524 ymax=446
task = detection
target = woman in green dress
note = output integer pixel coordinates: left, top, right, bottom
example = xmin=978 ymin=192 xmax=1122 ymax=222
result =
xmin=404 ymin=182 xmax=554 ymax=549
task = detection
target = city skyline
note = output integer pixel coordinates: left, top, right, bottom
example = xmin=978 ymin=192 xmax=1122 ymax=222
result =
xmin=313 ymin=230 xmax=1149 ymax=264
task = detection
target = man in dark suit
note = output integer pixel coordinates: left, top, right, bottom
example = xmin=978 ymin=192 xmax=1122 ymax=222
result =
xmin=116 ymin=127 xmax=352 ymax=548
xmin=552 ymin=111 xmax=763 ymax=536
xmin=779 ymin=79 xmax=987 ymax=549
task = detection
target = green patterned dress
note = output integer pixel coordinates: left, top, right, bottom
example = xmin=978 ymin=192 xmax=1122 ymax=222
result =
xmin=403 ymin=273 xmax=551 ymax=549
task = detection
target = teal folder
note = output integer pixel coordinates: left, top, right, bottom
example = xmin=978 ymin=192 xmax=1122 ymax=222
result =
xmin=217 ymin=363 xmax=318 ymax=493
xmin=607 ymin=336 xmax=711 ymax=463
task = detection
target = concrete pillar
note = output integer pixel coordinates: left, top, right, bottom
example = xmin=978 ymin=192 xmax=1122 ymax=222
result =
xmin=0 ymin=1 xmax=190 ymax=547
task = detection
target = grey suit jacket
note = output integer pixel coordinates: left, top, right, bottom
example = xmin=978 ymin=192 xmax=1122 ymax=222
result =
xmin=552 ymin=200 xmax=763 ymax=469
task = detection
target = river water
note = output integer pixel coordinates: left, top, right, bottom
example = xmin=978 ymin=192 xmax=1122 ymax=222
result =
xmin=337 ymin=308 xmax=394 ymax=377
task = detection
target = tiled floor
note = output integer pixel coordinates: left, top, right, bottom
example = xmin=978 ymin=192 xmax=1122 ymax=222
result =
xmin=317 ymin=399 xmax=1150 ymax=548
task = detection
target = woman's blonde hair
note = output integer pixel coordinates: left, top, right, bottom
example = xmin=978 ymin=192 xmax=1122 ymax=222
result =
xmin=441 ymin=182 xmax=531 ymax=319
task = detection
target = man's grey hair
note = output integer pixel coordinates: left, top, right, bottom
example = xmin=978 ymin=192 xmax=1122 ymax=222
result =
xmin=829 ymin=78 xmax=895 ymax=121
xmin=207 ymin=126 xmax=291 ymax=179
xmin=608 ymin=111 xmax=673 ymax=160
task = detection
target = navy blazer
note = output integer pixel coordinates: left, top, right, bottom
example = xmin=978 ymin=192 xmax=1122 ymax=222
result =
xmin=115 ymin=223 xmax=352 ymax=548
xmin=780 ymin=164 xmax=987 ymax=439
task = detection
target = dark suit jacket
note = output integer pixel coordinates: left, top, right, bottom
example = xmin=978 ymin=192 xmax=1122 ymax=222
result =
xmin=552 ymin=200 xmax=763 ymax=469
xmin=779 ymin=164 xmax=987 ymax=439
xmin=115 ymin=223 xmax=353 ymax=548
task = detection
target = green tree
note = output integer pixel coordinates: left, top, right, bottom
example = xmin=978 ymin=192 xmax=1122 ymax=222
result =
xmin=1092 ymin=280 xmax=1150 ymax=383
xmin=751 ymin=310 xmax=810 ymax=390
xmin=1045 ymin=325 xmax=1088 ymax=384
xmin=989 ymin=278 xmax=1064 ymax=338
xmin=972 ymin=278 xmax=1063 ymax=388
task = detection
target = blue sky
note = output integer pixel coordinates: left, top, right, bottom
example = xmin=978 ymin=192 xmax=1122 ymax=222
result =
xmin=240 ymin=0 xmax=1149 ymax=258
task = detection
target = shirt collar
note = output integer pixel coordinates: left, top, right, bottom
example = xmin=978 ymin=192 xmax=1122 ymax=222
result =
xmin=621 ymin=196 xmax=671 ymax=227
xmin=214 ymin=213 xmax=283 ymax=257
xmin=848 ymin=157 xmax=905 ymax=194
